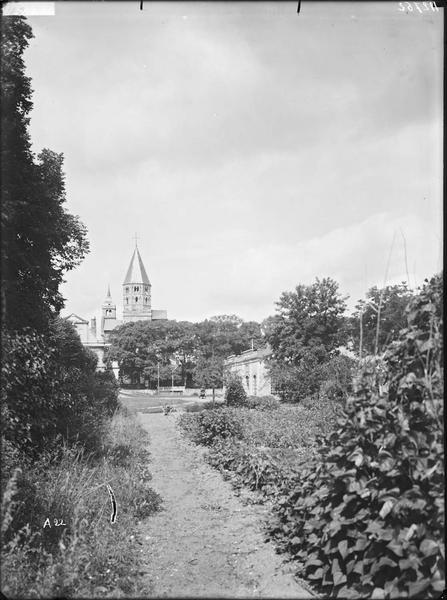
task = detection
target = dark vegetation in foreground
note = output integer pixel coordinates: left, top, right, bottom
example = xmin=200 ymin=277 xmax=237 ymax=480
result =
xmin=2 ymin=317 xmax=162 ymax=598
xmin=1 ymin=16 xmax=161 ymax=598
xmin=2 ymin=410 xmax=161 ymax=598
xmin=179 ymin=275 xmax=444 ymax=600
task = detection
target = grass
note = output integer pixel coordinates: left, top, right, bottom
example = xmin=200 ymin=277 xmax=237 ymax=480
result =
xmin=1 ymin=408 xmax=161 ymax=598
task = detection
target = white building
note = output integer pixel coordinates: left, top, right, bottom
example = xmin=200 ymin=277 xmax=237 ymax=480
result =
xmin=224 ymin=346 xmax=272 ymax=396
xmin=64 ymin=311 xmax=115 ymax=374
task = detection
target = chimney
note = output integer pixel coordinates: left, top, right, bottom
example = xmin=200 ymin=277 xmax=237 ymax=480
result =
xmin=91 ymin=317 xmax=96 ymax=335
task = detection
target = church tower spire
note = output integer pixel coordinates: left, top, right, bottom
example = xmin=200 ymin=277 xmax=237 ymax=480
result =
xmin=122 ymin=244 xmax=152 ymax=323
xmin=101 ymin=284 xmax=117 ymax=338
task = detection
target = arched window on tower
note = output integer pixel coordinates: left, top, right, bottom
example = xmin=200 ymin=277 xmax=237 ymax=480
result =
xmin=145 ymin=298 xmax=148 ymax=303
xmin=126 ymin=298 xmax=129 ymax=304
xmin=125 ymin=287 xmax=129 ymax=293
xmin=134 ymin=286 xmax=140 ymax=292
xmin=135 ymin=297 xmax=138 ymax=303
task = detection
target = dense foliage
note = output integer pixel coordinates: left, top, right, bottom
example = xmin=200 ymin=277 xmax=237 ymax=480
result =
xmin=269 ymin=352 xmax=356 ymax=403
xmin=264 ymin=278 xmax=349 ymax=402
xmin=245 ymin=395 xmax=281 ymax=411
xmin=178 ymin=400 xmax=341 ymax=495
xmin=225 ymin=374 xmax=247 ymax=407
xmin=178 ymin=409 xmax=243 ymax=446
xmin=271 ymin=274 xmax=444 ymax=599
xmin=350 ymin=282 xmax=415 ymax=356
xmin=193 ymin=355 xmax=222 ymax=400
xmin=1 ymin=318 xmax=119 ymax=459
xmin=265 ymin=277 xmax=348 ymax=364
xmin=109 ymin=316 xmax=263 ymax=387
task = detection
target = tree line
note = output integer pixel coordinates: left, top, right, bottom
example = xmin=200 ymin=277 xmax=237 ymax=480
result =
xmin=108 ymin=316 xmax=263 ymax=390
xmin=109 ymin=276 xmax=417 ymax=400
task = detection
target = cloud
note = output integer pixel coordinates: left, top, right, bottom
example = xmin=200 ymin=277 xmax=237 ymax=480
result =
xmin=206 ymin=211 xmax=442 ymax=321
xmin=28 ymin=2 xmax=442 ymax=175
xmin=26 ymin=3 xmax=441 ymax=325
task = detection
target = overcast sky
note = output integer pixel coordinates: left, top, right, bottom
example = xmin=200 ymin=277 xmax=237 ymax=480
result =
xmin=23 ymin=1 xmax=443 ymax=324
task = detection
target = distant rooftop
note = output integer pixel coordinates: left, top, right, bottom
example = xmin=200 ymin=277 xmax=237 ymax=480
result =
xmin=224 ymin=346 xmax=271 ymax=365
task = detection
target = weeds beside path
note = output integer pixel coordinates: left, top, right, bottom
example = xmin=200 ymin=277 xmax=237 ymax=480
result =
xmin=137 ymin=411 xmax=313 ymax=598
xmin=1 ymin=409 xmax=161 ymax=598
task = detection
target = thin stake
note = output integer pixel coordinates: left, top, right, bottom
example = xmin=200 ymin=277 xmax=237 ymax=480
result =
xmin=400 ymin=228 xmax=411 ymax=288
xmin=359 ymin=302 xmax=363 ymax=360
xmin=375 ymin=232 xmax=396 ymax=356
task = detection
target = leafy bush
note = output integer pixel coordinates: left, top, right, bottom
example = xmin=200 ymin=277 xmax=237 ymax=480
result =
xmin=208 ymin=439 xmax=303 ymax=497
xmin=225 ymin=374 xmax=247 ymax=407
xmin=319 ymin=354 xmax=356 ymax=402
xmin=269 ymin=351 xmax=356 ymax=404
xmin=1 ymin=319 xmax=119 ymax=457
xmin=269 ymin=351 xmax=324 ymax=402
xmin=184 ymin=400 xmax=224 ymax=413
xmin=299 ymin=394 xmax=343 ymax=438
xmin=1 ymin=330 xmax=58 ymax=455
xmin=178 ymin=409 xmax=243 ymax=446
xmin=246 ymin=395 xmax=281 ymax=411
xmin=270 ymin=274 xmax=444 ymax=599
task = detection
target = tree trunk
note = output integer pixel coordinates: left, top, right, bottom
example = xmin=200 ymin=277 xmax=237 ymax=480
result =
xmin=212 ymin=387 xmax=215 ymax=405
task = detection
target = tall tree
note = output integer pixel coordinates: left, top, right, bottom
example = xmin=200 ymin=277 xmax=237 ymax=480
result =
xmin=1 ymin=17 xmax=88 ymax=332
xmin=264 ymin=278 xmax=348 ymax=402
xmin=193 ymin=355 xmax=223 ymax=403
xmin=266 ymin=277 xmax=348 ymax=365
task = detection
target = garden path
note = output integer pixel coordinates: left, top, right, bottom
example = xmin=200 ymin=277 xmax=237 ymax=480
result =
xmin=137 ymin=411 xmax=313 ymax=598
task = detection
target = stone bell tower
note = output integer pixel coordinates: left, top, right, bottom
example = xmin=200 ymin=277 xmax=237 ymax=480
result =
xmin=122 ymin=243 xmax=152 ymax=323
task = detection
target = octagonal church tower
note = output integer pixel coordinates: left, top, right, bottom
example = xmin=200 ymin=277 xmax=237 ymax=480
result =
xmin=122 ymin=244 xmax=152 ymax=323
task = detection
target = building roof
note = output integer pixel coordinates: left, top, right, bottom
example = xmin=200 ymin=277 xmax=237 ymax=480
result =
xmin=224 ymin=346 xmax=272 ymax=366
xmin=123 ymin=246 xmax=151 ymax=285
xmin=65 ymin=313 xmax=89 ymax=324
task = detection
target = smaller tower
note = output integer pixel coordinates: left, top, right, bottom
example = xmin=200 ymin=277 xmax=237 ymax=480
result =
xmin=101 ymin=285 xmax=117 ymax=338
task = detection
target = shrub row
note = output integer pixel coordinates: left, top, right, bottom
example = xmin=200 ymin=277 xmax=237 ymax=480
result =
xmin=208 ymin=439 xmax=309 ymax=498
xmin=178 ymin=409 xmax=243 ymax=446
xmin=269 ymin=353 xmax=356 ymax=404
xmin=269 ymin=274 xmax=444 ymax=599
xmin=177 ymin=396 xmax=340 ymax=506
xmin=245 ymin=395 xmax=281 ymax=411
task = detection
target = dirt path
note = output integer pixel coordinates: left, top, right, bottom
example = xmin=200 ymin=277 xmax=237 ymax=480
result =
xmin=137 ymin=411 xmax=313 ymax=598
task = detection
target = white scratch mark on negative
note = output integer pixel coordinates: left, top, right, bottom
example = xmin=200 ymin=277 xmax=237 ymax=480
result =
xmin=2 ymin=2 xmax=55 ymax=16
